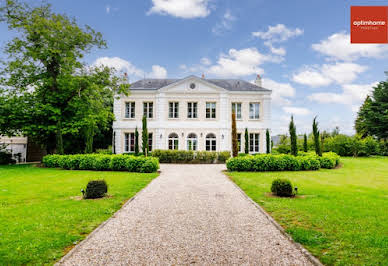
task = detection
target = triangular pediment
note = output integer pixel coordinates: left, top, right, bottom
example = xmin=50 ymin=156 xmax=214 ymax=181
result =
xmin=159 ymin=75 xmax=227 ymax=93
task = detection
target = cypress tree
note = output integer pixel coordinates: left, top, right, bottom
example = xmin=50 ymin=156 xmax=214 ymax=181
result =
xmin=266 ymin=128 xmax=270 ymax=154
xmin=244 ymin=128 xmax=249 ymax=154
xmin=303 ymin=133 xmax=308 ymax=152
xmin=142 ymin=116 xmax=148 ymax=156
xmin=289 ymin=116 xmax=298 ymax=156
xmin=231 ymin=111 xmax=238 ymax=157
xmin=312 ymin=116 xmax=322 ymax=156
xmin=135 ymin=127 xmax=139 ymax=155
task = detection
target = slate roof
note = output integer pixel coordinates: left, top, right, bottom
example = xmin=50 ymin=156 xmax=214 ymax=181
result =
xmin=130 ymin=76 xmax=271 ymax=92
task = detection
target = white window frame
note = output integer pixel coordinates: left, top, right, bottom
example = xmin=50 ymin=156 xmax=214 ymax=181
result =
xmin=124 ymin=133 xmax=135 ymax=152
xmin=148 ymin=133 xmax=153 ymax=152
xmin=168 ymin=133 xmax=179 ymax=150
xmin=237 ymin=133 xmax=242 ymax=152
xmin=249 ymin=102 xmax=260 ymax=120
xmin=125 ymin=102 xmax=135 ymax=119
xmin=205 ymin=133 xmax=217 ymax=151
xmin=206 ymin=102 xmax=216 ymax=119
xmin=169 ymin=102 xmax=179 ymax=118
xmin=187 ymin=102 xmax=198 ymax=119
xmin=249 ymin=133 xmax=260 ymax=153
xmin=143 ymin=102 xmax=153 ymax=119
xmin=186 ymin=133 xmax=198 ymax=151
xmin=232 ymin=103 xmax=242 ymax=119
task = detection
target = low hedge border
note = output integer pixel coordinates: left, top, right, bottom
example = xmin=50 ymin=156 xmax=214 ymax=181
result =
xmin=226 ymin=152 xmax=340 ymax=172
xmin=42 ymin=154 xmax=159 ymax=173
xmin=151 ymin=150 xmax=231 ymax=163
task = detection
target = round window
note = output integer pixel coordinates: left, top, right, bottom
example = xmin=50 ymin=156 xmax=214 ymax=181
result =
xmin=190 ymin=83 xmax=196 ymax=89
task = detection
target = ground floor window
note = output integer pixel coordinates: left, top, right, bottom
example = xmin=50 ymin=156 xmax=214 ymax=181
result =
xmin=148 ymin=133 xmax=153 ymax=152
xmin=124 ymin=133 xmax=135 ymax=152
xmin=250 ymin=133 xmax=259 ymax=153
xmin=187 ymin=133 xmax=198 ymax=151
xmin=237 ymin=133 xmax=241 ymax=152
xmin=168 ymin=133 xmax=179 ymax=150
xmin=205 ymin=133 xmax=216 ymax=151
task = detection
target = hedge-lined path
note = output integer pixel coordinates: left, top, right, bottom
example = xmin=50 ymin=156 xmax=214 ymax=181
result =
xmin=58 ymin=164 xmax=316 ymax=265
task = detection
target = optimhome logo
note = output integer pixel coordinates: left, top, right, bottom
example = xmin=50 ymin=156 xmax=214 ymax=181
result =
xmin=351 ymin=6 xmax=388 ymax=43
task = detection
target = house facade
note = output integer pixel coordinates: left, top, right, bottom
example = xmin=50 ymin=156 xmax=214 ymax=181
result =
xmin=112 ymin=75 xmax=271 ymax=154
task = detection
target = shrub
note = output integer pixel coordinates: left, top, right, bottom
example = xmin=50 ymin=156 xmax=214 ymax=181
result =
xmin=196 ymin=151 xmax=217 ymax=163
xmin=42 ymin=154 xmax=159 ymax=173
xmin=0 ymin=151 xmax=16 ymax=165
xmin=83 ymin=180 xmax=108 ymax=199
xmin=218 ymin=151 xmax=231 ymax=162
xmin=271 ymin=179 xmax=294 ymax=197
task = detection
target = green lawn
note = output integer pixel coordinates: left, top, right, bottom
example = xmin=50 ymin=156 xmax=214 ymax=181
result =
xmin=227 ymin=157 xmax=388 ymax=265
xmin=0 ymin=164 xmax=158 ymax=265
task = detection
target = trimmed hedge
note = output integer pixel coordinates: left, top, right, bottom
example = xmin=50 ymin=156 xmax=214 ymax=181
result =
xmin=271 ymin=179 xmax=294 ymax=197
xmin=84 ymin=180 xmax=108 ymax=199
xmin=226 ymin=152 xmax=340 ymax=172
xmin=42 ymin=154 xmax=159 ymax=173
xmin=151 ymin=150 xmax=231 ymax=163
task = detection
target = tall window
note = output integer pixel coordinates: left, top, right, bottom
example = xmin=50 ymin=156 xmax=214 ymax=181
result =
xmin=168 ymin=133 xmax=179 ymax=150
xmin=250 ymin=133 xmax=259 ymax=153
xmin=187 ymin=133 xmax=197 ymax=151
xmin=148 ymin=133 xmax=153 ymax=152
xmin=205 ymin=133 xmax=216 ymax=151
xmin=169 ymin=102 xmax=179 ymax=118
xmin=124 ymin=133 xmax=135 ymax=152
xmin=237 ymin=133 xmax=242 ymax=152
xmin=143 ymin=102 xmax=153 ymax=118
xmin=249 ymin=103 xmax=260 ymax=119
xmin=206 ymin=102 xmax=216 ymax=119
xmin=125 ymin=102 xmax=135 ymax=118
xmin=187 ymin=102 xmax=197 ymax=118
xmin=232 ymin=103 xmax=242 ymax=119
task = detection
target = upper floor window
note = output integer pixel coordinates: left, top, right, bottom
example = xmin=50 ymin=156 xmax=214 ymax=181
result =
xmin=187 ymin=133 xmax=198 ymax=151
xmin=169 ymin=102 xmax=179 ymax=118
xmin=125 ymin=102 xmax=135 ymax=119
xmin=249 ymin=103 xmax=260 ymax=119
xmin=206 ymin=102 xmax=216 ymax=119
xmin=187 ymin=102 xmax=197 ymax=119
xmin=168 ymin=133 xmax=179 ymax=150
xmin=143 ymin=102 xmax=153 ymax=118
xmin=232 ymin=103 xmax=242 ymax=119
xmin=250 ymin=133 xmax=259 ymax=153
xmin=124 ymin=133 xmax=135 ymax=152
xmin=205 ymin=133 xmax=216 ymax=151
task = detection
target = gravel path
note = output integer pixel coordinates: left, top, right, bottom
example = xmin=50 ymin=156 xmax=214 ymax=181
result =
xmin=58 ymin=164 xmax=317 ymax=265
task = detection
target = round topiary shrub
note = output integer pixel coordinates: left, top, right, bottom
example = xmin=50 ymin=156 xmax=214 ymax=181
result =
xmin=83 ymin=180 xmax=108 ymax=199
xmin=271 ymin=178 xmax=294 ymax=197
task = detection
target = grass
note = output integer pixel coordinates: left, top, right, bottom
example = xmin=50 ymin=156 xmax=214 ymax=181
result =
xmin=0 ymin=164 xmax=158 ymax=265
xmin=227 ymin=157 xmax=388 ymax=265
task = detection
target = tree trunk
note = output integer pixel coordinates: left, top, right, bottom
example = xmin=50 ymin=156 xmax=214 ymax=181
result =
xmin=56 ymin=120 xmax=64 ymax=154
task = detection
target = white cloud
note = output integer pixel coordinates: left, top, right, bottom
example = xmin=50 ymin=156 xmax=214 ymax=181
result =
xmin=261 ymin=78 xmax=295 ymax=105
xmin=292 ymin=62 xmax=367 ymax=87
xmin=252 ymin=24 xmax=303 ymax=43
xmin=308 ymin=81 xmax=378 ymax=106
xmin=147 ymin=0 xmax=210 ymax=19
xmin=93 ymin=57 xmax=168 ymax=80
xmin=207 ymin=48 xmax=281 ymax=78
xmin=267 ymin=44 xmax=286 ymax=56
xmin=106 ymin=5 xmax=110 ymax=14
xmin=283 ymin=106 xmax=311 ymax=116
xmin=312 ymin=32 xmax=388 ymax=61
xmin=212 ymin=10 xmax=236 ymax=35
xmin=200 ymin=57 xmax=212 ymax=65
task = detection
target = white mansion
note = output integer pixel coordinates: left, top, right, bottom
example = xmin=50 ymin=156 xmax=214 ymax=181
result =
xmin=113 ymin=75 xmax=271 ymax=154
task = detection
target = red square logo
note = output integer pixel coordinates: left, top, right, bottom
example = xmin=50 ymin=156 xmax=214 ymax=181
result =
xmin=351 ymin=6 xmax=388 ymax=43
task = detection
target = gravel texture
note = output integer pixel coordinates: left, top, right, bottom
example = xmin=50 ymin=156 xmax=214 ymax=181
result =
xmin=58 ymin=164 xmax=316 ymax=265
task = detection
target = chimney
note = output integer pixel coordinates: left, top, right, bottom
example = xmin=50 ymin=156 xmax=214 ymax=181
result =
xmin=255 ymin=74 xmax=262 ymax=87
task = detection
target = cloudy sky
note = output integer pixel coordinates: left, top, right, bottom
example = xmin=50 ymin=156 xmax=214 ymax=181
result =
xmin=1 ymin=0 xmax=387 ymax=135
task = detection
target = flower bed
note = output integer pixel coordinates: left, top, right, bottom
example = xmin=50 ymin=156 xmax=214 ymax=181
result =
xmin=42 ymin=154 xmax=159 ymax=173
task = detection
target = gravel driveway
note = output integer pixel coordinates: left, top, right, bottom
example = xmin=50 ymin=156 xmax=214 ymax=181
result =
xmin=58 ymin=164 xmax=317 ymax=265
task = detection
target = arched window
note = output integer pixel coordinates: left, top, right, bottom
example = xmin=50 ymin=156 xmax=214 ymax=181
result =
xmin=186 ymin=133 xmax=198 ymax=151
xmin=168 ymin=133 xmax=179 ymax=150
xmin=205 ymin=133 xmax=216 ymax=151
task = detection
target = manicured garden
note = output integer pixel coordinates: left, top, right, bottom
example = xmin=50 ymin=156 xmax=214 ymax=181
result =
xmin=227 ymin=156 xmax=388 ymax=265
xmin=0 ymin=164 xmax=158 ymax=265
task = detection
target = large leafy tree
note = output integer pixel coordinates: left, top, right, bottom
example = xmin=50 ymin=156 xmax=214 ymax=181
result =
xmin=355 ymin=81 xmax=388 ymax=141
xmin=0 ymin=1 xmax=129 ymax=153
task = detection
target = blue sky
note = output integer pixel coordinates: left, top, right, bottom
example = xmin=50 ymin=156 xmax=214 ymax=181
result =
xmin=1 ymin=0 xmax=387 ymax=135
